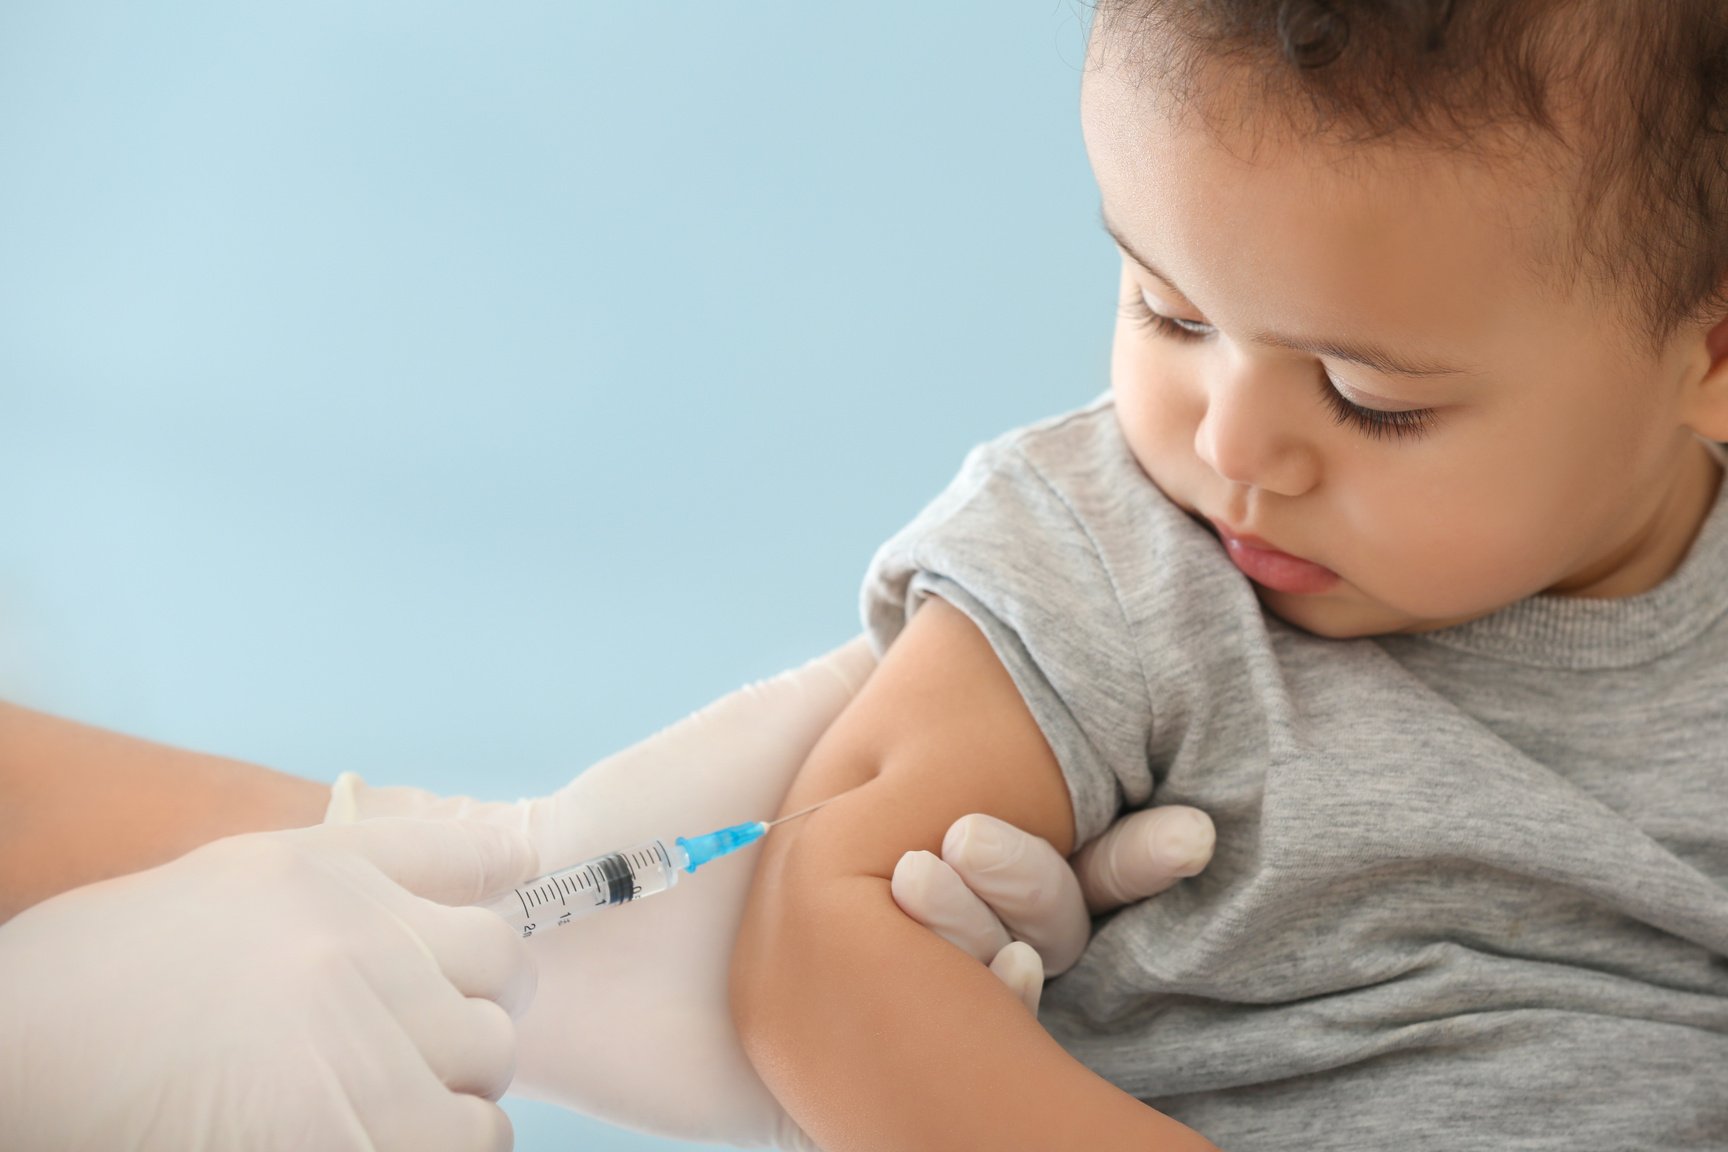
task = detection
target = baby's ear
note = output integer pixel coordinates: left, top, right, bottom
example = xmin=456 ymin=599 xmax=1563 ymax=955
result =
xmin=1707 ymin=302 xmax=1728 ymax=364
xmin=1681 ymin=304 xmax=1728 ymax=442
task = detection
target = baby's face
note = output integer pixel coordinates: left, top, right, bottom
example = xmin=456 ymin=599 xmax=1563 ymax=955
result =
xmin=1082 ymin=45 xmax=1724 ymax=639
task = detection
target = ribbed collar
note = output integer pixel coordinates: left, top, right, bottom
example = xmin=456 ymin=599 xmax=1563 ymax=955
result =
xmin=1409 ymin=443 xmax=1728 ymax=670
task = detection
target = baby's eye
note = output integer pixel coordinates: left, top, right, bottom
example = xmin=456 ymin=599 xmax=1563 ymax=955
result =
xmin=1119 ymin=289 xmax=1211 ymax=342
xmin=1316 ymin=385 xmax=1439 ymax=442
xmin=1117 ymin=288 xmax=1440 ymax=444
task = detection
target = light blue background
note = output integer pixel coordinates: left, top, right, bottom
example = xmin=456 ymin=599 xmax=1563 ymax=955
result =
xmin=0 ymin=2 xmax=1113 ymax=1148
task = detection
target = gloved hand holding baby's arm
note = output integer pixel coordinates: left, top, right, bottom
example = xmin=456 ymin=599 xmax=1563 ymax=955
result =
xmin=334 ymin=634 xmax=1215 ymax=1148
xmin=891 ymin=803 xmax=1214 ymax=1013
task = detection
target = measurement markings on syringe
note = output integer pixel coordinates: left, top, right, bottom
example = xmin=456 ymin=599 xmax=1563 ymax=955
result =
xmin=510 ymin=841 xmax=679 ymax=919
xmin=515 ymin=880 xmax=559 ymax=918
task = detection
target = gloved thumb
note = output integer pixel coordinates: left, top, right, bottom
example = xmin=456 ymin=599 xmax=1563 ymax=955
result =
xmin=297 ymin=816 xmax=542 ymax=908
xmin=1071 ymin=805 xmax=1214 ymax=915
xmin=939 ymin=814 xmax=1091 ymax=975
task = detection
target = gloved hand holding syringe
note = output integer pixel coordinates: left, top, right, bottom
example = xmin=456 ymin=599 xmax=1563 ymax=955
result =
xmin=484 ymin=796 xmax=837 ymax=938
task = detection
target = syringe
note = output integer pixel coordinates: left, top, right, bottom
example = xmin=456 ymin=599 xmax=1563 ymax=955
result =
xmin=482 ymin=797 xmax=835 ymax=939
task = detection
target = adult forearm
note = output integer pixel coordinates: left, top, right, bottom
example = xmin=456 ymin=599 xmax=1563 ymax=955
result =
xmin=0 ymin=701 xmax=332 ymax=922
xmin=732 ymin=835 xmax=1220 ymax=1152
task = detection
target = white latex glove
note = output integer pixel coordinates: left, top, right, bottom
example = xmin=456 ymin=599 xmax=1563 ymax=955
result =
xmin=329 ymin=634 xmax=1216 ymax=1149
xmin=888 ymin=804 xmax=1215 ymax=1012
xmin=326 ymin=641 xmax=876 ymax=1150
xmin=0 ymin=817 xmax=542 ymax=1152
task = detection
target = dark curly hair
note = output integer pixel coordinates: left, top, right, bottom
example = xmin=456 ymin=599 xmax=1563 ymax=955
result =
xmin=1087 ymin=0 xmax=1728 ymax=359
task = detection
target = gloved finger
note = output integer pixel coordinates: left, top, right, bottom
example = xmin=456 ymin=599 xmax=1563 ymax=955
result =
xmin=890 ymin=849 xmax=1011 ymax=963
xmin=298 ymin=817 xmax=541 ymax=908
xmin=432 ymin=1096 xmax=515 ymax=1152
xmin=372 ymin=1086 xmax=516 ymax=1152
xmin=309 ymin=950 xmax=515 ymax=1152
xmin=406 ymin=902 xmax=539 ymax=1020
xmin=416 ymin=997 xmax=521 ymax=1103
xmin=1071 ymin=805 xmax=1216 ymax=915
xmin=344 ymin=931 xmax=523 ymax=1107
xmin=988 ymin=940 xmax=1045 ymax=1015
xmin=940 ymin=814 xmax=1090 ymax=976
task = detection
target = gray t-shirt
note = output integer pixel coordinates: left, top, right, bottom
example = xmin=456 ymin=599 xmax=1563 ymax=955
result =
xmin=862 ymin=392 xmax=1728 ymax=1150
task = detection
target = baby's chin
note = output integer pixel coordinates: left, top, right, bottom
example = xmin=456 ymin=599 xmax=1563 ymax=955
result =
xmin=1259 ymin=584 xmax=1502 ymax=639
xmin=1252 ymin=582 xmax=1414 ymax=640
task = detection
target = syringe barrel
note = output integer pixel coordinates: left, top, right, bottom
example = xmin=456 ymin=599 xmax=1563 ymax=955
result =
xmin=484 ymin=838 xmax=694 ymax=939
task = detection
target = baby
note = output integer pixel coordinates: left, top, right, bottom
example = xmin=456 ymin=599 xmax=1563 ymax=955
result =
xmin=732 ymin=2 xmax=1728 ymax=1149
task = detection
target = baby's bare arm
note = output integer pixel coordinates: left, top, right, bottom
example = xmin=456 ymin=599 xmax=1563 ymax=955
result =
xmin=731 ymin=596 xmax=1219 ymax=1152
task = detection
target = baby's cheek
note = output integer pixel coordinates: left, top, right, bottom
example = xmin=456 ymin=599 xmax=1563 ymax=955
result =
xmin=1352 ymin=510 xmax=1535 ymax=622
xmin=1116 ymin=388 xmax=1204 ymax=515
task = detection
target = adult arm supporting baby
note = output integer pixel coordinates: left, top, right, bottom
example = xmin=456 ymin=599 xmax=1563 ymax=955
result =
xmin=731 ymin=595 xmax=1221 ymax=1152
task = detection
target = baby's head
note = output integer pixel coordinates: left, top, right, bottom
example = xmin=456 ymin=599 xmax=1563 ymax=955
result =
xmin=1082 ymin=0 xmax=1728 ymax=638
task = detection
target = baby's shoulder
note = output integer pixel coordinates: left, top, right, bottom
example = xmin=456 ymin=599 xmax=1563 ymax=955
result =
xmin=976 ymin=398 xmax=1241 ymax=601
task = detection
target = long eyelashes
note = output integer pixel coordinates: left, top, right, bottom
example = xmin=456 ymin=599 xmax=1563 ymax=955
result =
xmin=1118 ymin=292 xmax=1439 ymax=444
xmin=1312 ymin=379 xmax=1439 ymax=442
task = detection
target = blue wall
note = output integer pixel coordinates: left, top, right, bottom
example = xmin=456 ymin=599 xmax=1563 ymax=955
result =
xmin=0 ymin=2 xmax=1112 ymax=1148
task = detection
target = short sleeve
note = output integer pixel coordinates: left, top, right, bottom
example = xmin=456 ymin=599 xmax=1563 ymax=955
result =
xmin=860 ymin=435 xmax=1154 ymax=846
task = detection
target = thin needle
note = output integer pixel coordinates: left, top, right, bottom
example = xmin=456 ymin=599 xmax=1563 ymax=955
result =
xmin=763 ymin=796 xmax=839 ymax=828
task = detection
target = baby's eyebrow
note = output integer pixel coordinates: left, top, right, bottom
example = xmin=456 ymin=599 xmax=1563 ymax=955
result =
xmin=1098 ymin=206 xmax=1479 ymax=379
